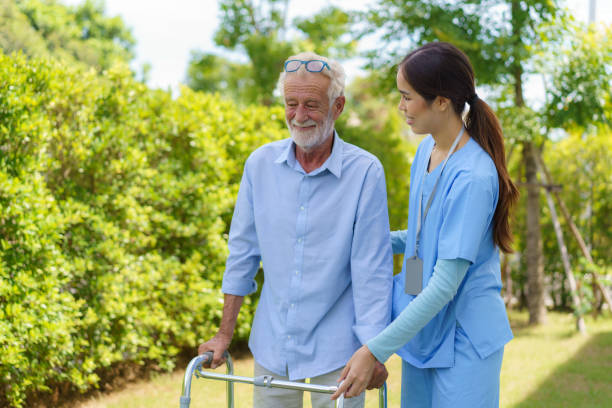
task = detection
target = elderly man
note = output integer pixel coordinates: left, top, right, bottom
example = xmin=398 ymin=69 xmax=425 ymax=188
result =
xmin=198 ymin=52 xmax=393 ymax=408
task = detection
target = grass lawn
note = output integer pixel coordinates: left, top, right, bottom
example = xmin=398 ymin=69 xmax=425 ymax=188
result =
xmin=76 ymin=311 xmax=612 ymax=408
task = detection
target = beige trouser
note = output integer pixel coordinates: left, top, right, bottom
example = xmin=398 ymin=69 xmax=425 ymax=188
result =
xmin=253 ymin=361 xmax=365 ymax=408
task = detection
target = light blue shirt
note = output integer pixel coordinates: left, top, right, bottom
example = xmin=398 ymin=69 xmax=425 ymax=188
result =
xmin=222 ymin=132 xmax=393 ymax=380
xmin=391 ymin=136 xmax=513 ymax=368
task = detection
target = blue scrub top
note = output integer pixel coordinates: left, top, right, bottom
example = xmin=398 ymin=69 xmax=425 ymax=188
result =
xmin=392 ymin=135 xmax=513 ymax=368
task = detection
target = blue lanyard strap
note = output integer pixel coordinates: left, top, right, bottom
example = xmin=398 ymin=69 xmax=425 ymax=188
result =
xmin=414 ymin=127 xmax=465 ymax=257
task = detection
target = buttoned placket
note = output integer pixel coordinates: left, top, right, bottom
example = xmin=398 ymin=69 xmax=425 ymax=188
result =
xmin=285 ymin=173 xmax=310 ymax=375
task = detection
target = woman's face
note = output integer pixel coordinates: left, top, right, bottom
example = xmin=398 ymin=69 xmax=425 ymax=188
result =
xmin=396 ymin=70 xmax=437 ymax=135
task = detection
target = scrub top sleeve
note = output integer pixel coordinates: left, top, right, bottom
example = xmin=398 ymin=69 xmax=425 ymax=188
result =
xmin=390 ymin=230 xmax=408 ymax=254
xmin=437 ymin=171 xmax=496 ymax=263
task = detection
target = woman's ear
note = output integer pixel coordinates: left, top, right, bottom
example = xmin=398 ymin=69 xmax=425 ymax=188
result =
xmin=434 ymin=96 xmax=451 ymax=112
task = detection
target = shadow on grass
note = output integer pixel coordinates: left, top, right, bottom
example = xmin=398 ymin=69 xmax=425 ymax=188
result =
xmin=514 ymin=331 xmax=612 ymax=408
xmin=509 ymin=313 xmax=582 ymax=341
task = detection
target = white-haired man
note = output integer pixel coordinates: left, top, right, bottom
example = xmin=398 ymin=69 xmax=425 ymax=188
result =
xmin=198 ymin=52 xmax=393 ymax=407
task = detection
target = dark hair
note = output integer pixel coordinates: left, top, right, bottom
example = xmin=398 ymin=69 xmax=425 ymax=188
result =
xmin=400 ymin=42 xmax=519 ymax=253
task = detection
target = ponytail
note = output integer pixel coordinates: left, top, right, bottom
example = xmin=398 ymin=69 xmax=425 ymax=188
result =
xmin=466 ymin=97 xmax=519 ymax=253
xmin=400 ymin=42 xmax=519 ymax=253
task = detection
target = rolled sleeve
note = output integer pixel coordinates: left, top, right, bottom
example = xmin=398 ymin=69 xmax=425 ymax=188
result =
xmin=350 ymin=163 xmax=393 ymax=344
xmin=221 ymin=160 xmax=261 ymax=296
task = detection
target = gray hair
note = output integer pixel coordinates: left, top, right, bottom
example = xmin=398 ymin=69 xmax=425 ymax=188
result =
xmin=277 ymin=51 xmax=346 ymax=105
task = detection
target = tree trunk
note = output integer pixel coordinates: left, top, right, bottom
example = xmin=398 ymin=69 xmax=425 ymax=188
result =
xmin=524 ymin=143 xmax=546 ymax=324
xmin=544 ymin=187 xmax=586 ymax=333
xmin=509 ymin=3 xmax=546 ymax=323
xmin=533 ymin=148 xmax=612 ymax=312
xmin=530 ymin=145 xmax=585 ymax=332
xmin=501 ymin=253 xmax=514 ymax=307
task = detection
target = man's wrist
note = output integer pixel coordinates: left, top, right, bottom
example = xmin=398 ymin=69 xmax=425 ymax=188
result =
xmin=363 ymin=345 xmax=377 ymax=362
xmin=214 ymin=331 xmax=233 ymax=345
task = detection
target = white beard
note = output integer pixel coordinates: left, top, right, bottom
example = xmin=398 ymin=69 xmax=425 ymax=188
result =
xmin=288 ymin=111 xmax=334 ymax=151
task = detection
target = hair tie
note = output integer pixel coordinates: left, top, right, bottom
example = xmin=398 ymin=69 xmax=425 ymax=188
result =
xmin=468 ymin=93 xmax=478 ymax=105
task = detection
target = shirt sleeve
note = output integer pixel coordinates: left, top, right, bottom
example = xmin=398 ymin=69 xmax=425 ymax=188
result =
xmin=437 ymin=171 xmax=496 ymax=263
xmin=221 ymin=159 xmax=261 ymax=296
xmin=350 ymin=162 xmax=394 ymax=345
xmin=390 ymin=230 xmax=408 ymax=254
xmin=367 ymin=258 xmax=470 ymax=363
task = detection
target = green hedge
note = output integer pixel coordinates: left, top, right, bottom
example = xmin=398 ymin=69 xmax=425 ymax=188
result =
xmin=0 ymin=51 xmax=286 ymax=406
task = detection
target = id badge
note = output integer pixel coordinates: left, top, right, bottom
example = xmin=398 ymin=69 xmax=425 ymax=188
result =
xmin=405 ymin=256 xmax=423 ymax=295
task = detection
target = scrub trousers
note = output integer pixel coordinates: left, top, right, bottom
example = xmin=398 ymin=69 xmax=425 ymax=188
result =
xmin=400 ymin=325 xmax=504 ymax=408
xmin=253 ymin=361 xmax=365 ymax=408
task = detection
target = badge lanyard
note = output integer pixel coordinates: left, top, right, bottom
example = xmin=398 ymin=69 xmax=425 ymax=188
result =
xmin=405 ymin=127 xmax=465 ymax=295
xmin=413 ymin=126 xmax=465 ymax=258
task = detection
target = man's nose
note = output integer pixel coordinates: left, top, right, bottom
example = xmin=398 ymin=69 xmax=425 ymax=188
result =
xmin=295 ymin=105 xmax=309 ymax=122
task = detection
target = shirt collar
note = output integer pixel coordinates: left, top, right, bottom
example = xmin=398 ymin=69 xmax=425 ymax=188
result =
xmin=275 ymin=131 xmax=343 ymax=178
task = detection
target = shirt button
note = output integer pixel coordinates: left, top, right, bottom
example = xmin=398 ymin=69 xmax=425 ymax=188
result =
xmin=291 ymin=303 xmax=295 ymax=308
xmin=297 ymin=238 xmax=302 ymax=243
xmin=300 ymin=206 xmax=305 ymax=210
xmin=287 ymin=335 xmax=291 ymax=339
xmin=295 ymin=270 xmax=299 ymax=275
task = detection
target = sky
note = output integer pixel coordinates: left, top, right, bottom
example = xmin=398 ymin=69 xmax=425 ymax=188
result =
xmin=61 ymin=0 xmax=611 ymax=95
xmin=62 ymin=0 xmax=376 ymax=92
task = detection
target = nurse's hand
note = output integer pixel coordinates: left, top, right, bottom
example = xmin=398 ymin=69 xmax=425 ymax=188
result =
xmin=367 ymin=361 xmax=388 ymax=389
xmin=330 ymin=345 xmax=377 ymax=400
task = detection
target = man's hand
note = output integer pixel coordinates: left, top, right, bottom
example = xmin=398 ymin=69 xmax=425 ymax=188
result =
xmin=197 ymin=334 xmax=231 ymax=369
xmin=330 ymin=345 xmax=377 ymax=400
xmin=197 ymin=294 xmax=244 ymax=369
xmin=366 ymin=361 xmax=388 ymax=390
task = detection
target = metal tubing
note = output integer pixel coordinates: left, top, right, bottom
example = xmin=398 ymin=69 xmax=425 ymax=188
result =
xmin=180 ymin=351 xmax=233 ymax=408
xmin=196 ymin=371 xmax=340 ymax=394
xmin=181 ymin=351 xmax=386 ymax=408
xmin=196 ymin=371 xmax=346 ymax=408
xmin=180 ymin=354 xmax=206 ymax=407
xmin=224 ymin=354 xmax=234 ymax=408
xmin=379 ymin=382 xmax=387 ymax=408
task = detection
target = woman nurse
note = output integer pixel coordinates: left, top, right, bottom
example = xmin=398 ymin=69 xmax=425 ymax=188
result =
xmin=331 ymin=42 xmax=519 ymax=407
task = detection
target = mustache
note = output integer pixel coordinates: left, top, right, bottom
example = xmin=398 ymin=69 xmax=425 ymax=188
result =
xmin=290 ymin=119 xmax=317 ymax=128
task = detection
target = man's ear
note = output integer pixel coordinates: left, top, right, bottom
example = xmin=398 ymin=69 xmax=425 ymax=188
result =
xmin=332 ymin=95 xmax=345 ymax=120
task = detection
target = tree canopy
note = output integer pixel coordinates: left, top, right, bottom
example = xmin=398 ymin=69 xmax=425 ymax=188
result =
xmin=186 ymin=0 xmax=356 ymax=105
xmin=0 ymin=0 xmax=134 ymax=70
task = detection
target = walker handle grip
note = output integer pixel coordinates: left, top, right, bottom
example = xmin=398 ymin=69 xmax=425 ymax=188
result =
xmin=199 ymin=350 xmax=230 ymax=368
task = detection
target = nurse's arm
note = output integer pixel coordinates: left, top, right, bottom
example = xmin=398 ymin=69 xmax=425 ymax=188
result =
xmin=333 ymin=258 xmax=470 ymax=400
xmin=367 ymin=258 xmax=471 ymax=363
